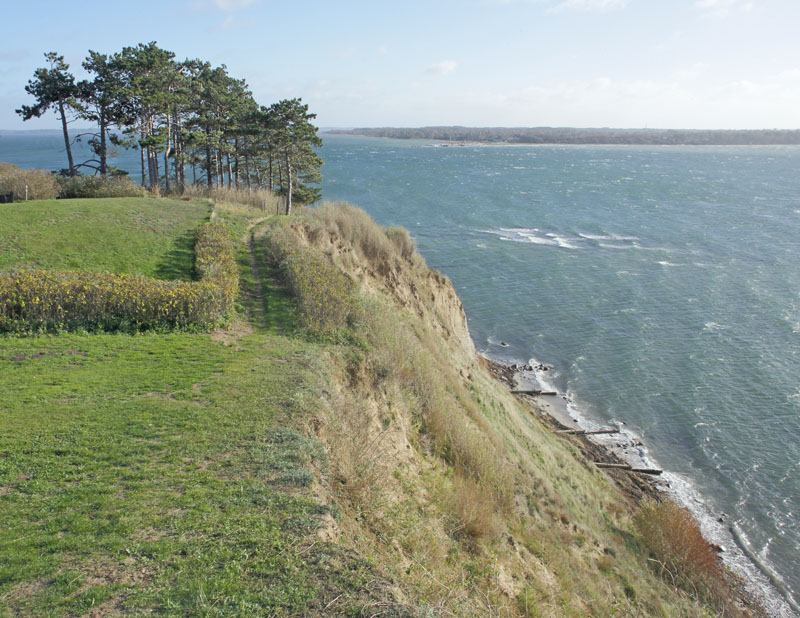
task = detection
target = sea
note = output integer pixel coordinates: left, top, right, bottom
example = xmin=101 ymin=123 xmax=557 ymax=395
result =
xmin=2 ymin=130 xmax=798 ymax=616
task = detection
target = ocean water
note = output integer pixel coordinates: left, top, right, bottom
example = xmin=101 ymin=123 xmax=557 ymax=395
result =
xmin=2 ymin=131 xmax=798 ymax=615
xmin=318 ymin=136 xmax=800 ymax=616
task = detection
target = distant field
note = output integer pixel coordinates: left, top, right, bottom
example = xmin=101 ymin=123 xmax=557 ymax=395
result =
xmin=0 ymin=198 xmax=209 ymax=280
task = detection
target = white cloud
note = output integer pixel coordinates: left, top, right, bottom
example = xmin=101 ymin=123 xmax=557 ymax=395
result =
xmin=426 ymin=60 xmax=458 ymax=76
xmin=214 ymin=0 xmax=258 ymax=11
xmin=694 ymin=0 xmax=753 ymax=18
xmin=548 ymin=0 xmax=630 ymax=12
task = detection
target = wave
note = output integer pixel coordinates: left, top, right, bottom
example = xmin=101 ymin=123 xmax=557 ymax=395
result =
xmin=483 ymin=228 xmax=668 ymax=253
xmin=484 ymin=227 xmax=582 ymax=249
xmin=578 ymin=232 xmax=639 ymax=241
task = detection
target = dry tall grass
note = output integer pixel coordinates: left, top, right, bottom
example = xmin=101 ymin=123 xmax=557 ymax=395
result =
xmin=311 ymin=201 xmax=419 ymax=268
xmin=182 ymin=184 xmax=283 ymax=213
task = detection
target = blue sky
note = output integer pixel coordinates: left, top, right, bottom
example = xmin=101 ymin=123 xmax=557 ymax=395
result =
xmin=2 ymin=0 xmax=798 ymax=130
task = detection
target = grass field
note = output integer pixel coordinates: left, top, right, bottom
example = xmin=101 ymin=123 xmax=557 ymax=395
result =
xmin=0 ymin=199 xmax=373 ymax=616
xmin=0 ymin=198 xmax=209 ymax=280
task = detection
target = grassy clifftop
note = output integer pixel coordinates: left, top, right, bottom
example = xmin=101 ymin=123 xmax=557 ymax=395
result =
xmin=0 ymin=197 xmax=749 ymax=617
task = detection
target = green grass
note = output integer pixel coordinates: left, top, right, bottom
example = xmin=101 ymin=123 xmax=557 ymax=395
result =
xmin=0 ymin=200 xmax=377 ymax=616
xmin=0 ymin=331 xmax=364 ymax=616
xmin=0 ymin=198 xmax=210 ymax=280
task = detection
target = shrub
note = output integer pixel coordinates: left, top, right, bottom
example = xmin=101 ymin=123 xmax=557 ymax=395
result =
xmin=56 ymin=175 xmax=146 ymax=199
xmin=634 ymin=499 xmax=729 ymax=609
xmin=385 ymin=226 xmax=416 ymax=262
xmin=0 ymin=223 xmax=238 ymax=334
xmin=262 ymin=221 xmax=358 ymax=337
xmin=194 ymin=223 xmax=238 ymax=309
xmin=0 ymin=163 xmax=60 ymax=201
xmin=0 ymin=271 xmax=226 ymax=333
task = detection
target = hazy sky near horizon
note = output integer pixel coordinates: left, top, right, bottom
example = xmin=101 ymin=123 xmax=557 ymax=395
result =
xmin=1 ymin=0 xmax=799 ymax=130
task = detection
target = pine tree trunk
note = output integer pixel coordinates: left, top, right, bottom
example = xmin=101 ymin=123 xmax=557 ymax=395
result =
xmin=233 ymin=138 xmax=239 ymax=188
xmin=139 ymin=129 xmax=146 ymax=187
xmin=99 ymin=108 xmax=107 ymax=176
xmin=58 ymin=99 xmax=75 ymax=175
xmin=173 ymin=112 xmax=183 ymax=193
xmin=226 ymin=153 xmax=233 ymax=189
xmin=153 ymin=148 xmax=159 ymax=191
xmin=243 ymin=136 xmax=251 ymax=189
xmin=205 ymin=141 xmax=213 ymax=188
xmin=163 ymin=113 xmax=172 ymax=194
xmin=285 ymin=149 xmax=292 ymax=216
xmin=175 ymin=113 xmax=186 ymax=193
xmin=269 ymin=153 xmax=274 ymax=191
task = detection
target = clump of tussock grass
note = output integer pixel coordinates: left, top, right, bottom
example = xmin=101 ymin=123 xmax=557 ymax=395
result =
xmin=311 ymin=201 xmax=420 ymax=269
xmin=447 ymin=473 xmax=500 ymax=540
xmin=324 ymin=387 xmax=395 ymax=511
xmin=0 ymin=162 xmax=60 ymax=201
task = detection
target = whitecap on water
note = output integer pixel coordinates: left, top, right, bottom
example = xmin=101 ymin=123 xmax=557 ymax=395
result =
xmin=483 ymin=227 xmax=583 ymax=249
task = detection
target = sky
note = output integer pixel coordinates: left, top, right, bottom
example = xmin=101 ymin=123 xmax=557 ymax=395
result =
xmin=1 ymin=0 xmax=799 ymax=130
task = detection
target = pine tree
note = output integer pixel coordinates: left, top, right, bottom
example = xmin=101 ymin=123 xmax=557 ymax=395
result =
xmin=17 ymin=52 xmax=81 ymax=175
xmin=266 ymin=98 xmax=323 ymax=214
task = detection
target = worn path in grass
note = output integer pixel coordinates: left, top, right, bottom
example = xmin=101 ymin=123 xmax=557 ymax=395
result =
xmin=0 ymin=201 xmax=377 ymax=617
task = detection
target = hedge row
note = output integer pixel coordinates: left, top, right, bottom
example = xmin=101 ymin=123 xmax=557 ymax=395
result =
xmin=0 ymin=223 xmax=238 ymax=333
xmin=262 ymin=222 xmax=358 ymax=336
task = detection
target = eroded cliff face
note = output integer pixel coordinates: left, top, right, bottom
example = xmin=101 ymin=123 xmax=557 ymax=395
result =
xmin=260 ymin=206 xmax=737 ymax=618
xmin=291 ymin=217 xmax=477 ymax=364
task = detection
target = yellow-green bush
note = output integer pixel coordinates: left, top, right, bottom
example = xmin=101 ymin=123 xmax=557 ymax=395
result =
xmin=0 ymin=223 xmax=238 ymax=333
xmin=0 ymin=163 xmax=60 ymax=201
xmin=195 ymin=222 xmax=238 ymax=308
xmin=262 ymin=221 xmax=358 ymax=337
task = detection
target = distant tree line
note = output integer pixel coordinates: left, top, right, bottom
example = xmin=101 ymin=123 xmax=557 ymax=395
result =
xmin=332 ymin=126 xmax=800 ymax=146
xmin=17 ymin=44 xmax=322 ymax=213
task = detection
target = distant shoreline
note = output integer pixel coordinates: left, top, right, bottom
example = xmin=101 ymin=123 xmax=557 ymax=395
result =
xmin=326 ymin=126 xmax=800 ymax=146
